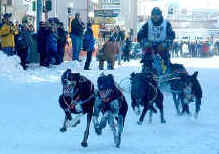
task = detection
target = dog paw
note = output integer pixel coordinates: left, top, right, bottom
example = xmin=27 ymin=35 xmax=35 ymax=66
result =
xmin=60 ymin=127 xmax=67 ymax=132
xmin=95 ymin=127 xmax=102 ymax=135
xmin=161 ymin=119 xmax=166 ymax=124
xmin=81 ymin=142 xmax=88 ymax=147
xmin=137 ymin=121 xmax=143 ymax=125
xmin=114 ymin=135 xmax=121 ymax=148
xmin=194 ymin=113 xmax=199 ymax=119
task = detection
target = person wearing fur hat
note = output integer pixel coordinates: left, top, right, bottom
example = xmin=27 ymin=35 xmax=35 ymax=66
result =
xmin=137 ymin=7 xmax=175 ymax=74
xmin=0 ymin=13 xmax=17 ymax=56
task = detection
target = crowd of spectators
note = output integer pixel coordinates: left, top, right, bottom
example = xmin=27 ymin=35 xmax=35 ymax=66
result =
xmin=0 ymin=12 xmax=95 ymax=70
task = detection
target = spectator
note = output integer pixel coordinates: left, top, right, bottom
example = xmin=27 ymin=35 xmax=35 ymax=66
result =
xmin=0 ymin=13 xmax=17 ymax=56
xmin=57 ymin=22 xmax=67 ymax=64
xmin=70 ymin=13 xmax=85 ymax=61
xmin=83 ymin=22 xmax=95 ymax=70
xmin=37 ymin=21 xmax=49 ymax=67
xmin=110 ymin=26 xmax=125 ymax=65
xmin=122 ymin=37 xmax=132 ymax=62
xmin=22 ymin=21 xmax=32 ymax=64
xmin=14 ymin=25 xmax=29 ymax=70
xmin=47 ymin=23 xmax=59 ymax=65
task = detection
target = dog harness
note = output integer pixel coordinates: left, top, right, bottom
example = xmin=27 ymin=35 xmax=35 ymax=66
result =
xmin=63 ymin=84 xmax=75 ymax=98
xmin=63 ymin=77 xmax=94 ymax=111
xmin=99 ymin=88 xmax=124 ymax=104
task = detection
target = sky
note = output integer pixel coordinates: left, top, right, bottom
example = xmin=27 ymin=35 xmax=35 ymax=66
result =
xmin=0 ymin=51 xmax=219 ymax=154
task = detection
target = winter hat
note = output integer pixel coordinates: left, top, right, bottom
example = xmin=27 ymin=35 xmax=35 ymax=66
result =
xmin=151 ymin=7 xmax=162 ymax=16
xmin=3 ymin=13 xmax=12 ymax=19
xmin=75 ymin=12 xmax=80 ymax=18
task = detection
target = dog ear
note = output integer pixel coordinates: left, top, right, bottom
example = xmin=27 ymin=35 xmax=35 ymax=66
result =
xmin=130 ymin=72 xmax=135 ymax=78
xmin=66 ymin=68 xmax=71 ymax=73
xmin=192 ymin=71 xmax=198 ymax=78
xmin=61 ymin=69 xmax=72 ymax=84
xmin=62 ymin=69 xmax=71 ymax=76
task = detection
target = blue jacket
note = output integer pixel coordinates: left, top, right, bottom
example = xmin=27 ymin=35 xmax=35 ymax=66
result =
xmin=83 ymin=27 xmax=95 ymax=52
xmin=47 ymin=31 xmax=57 ymax=53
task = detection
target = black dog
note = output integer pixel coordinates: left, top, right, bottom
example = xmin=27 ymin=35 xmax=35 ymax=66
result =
xmin=170 ymin=70 xmax=202 ymax=118
xmin=59 ymin=69 xmax=95 ymax=147
xmin=162 ymin=64 xmax=203 ymax=118
xmin=130 ymin=72 xmax=166 ymax=125
xmin=93 ymin=74 xmax=128 ymax=148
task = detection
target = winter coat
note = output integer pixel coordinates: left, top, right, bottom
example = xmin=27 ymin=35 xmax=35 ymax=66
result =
xmin=0 ymin=23 xmax=16 ymax=48
xmin=14 ymin=31 xmax=29 ymax=50
xmin=83 ymin=27 xmax=95 ymax=52
xmin=47 ymin=31 xmax=58 ymax=53
xmin=37 ymin=27 xmax=49 ymax=53
xmin=57 ymin=28 xmax=67 ymax=48
xmin=70 ymin=18 xmax=85 ymax=37
xmin=97 ymin=40 xmax=119 ymax=63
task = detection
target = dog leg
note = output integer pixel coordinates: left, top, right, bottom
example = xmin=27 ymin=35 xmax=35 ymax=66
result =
xmin=93 ymin=115 xmax=101 ymax=135
xmin=108 ymin=112 xmax=120 ymax=148
xmin=155 ymin=96 xmax=166 ymax=124
xmin=70 ymin=113 xmax=83 ymax=127
xmin=149 ymin=109 xmax=152 ymax=124
xmin=60 ymin=115 xmax=68 ymax=132
xmin=110 ymin=99 xmax=120 ymax=116
xmin=137 ymin=106 xmax=148 ymax=125
xmin=160 ymin=108 xmax=166 ymax=124
xmin=99 ymin=112 xmax=109 ymax=129
xmin=93 ymin=98 xmax=103 ymax=135
xmin=117 ymin=115 xmax=124 ymax=135
xmin=115 ymin=115 xmax=124 ymax=148
xmin=194 ymin=98 xmax=201 ymax=119
xmin=81 ymin=113 xmax=92 ymax=147
xmin=173 ymin=93 xmax=181 ymax=115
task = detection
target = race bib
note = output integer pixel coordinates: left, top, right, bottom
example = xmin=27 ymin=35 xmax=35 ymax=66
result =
xmin=148 ymin=19 xmax=167 ymax=42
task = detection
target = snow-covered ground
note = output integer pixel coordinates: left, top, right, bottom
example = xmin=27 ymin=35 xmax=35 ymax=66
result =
xmin=0 ymin=51 xmax=219 ymax=154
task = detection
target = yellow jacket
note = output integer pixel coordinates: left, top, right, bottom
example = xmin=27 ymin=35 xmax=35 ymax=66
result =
xmin=0 ymin=23 xmax=17 ymax=48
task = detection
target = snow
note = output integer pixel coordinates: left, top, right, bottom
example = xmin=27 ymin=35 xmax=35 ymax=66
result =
xmin=0 ymin=51 xmax=219 ymax=154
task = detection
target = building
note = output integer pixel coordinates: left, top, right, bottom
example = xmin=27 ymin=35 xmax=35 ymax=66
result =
xmin=136 ymin=0 xmax=219 ymax=40
xmin=0 ymin=0 xmax=26 ymax=22
xmin=98 ymin=0 xmax=137 ymax=36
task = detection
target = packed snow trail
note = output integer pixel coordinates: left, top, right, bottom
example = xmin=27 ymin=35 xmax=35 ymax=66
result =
xmin=0 ymin=53 xmax=219 ymax=154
